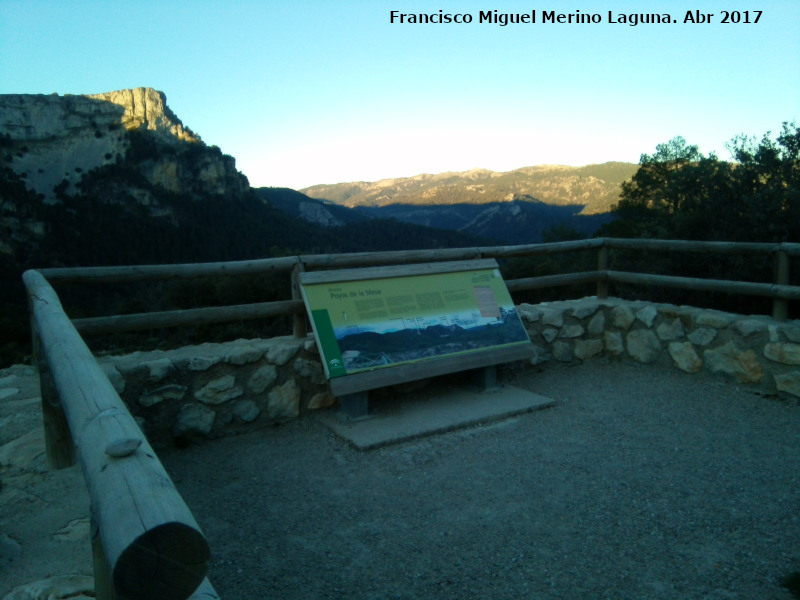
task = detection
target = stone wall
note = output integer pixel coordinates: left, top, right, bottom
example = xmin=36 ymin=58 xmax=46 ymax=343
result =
xmin=97 ymin=336 xmax=334 ymax=447
xmin=518 ymin=296 xmax=800 ymax=398
xmin=97 ymin=297 xmax=800 ymax=446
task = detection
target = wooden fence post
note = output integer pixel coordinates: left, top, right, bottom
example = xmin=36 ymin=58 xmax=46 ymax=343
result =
xmin=30 ymin=313 xmax=75 ymax=468
xmin=292 ymin=261 xmax=307 ymax=339
xmin=596 ymin=243 xmax=609 ymax=299
xmin=774 ymin=248 xmax=790 ymax=321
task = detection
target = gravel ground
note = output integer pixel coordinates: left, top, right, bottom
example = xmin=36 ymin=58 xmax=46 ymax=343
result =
xmin=161 ymin=360 xmax=800 ymax=600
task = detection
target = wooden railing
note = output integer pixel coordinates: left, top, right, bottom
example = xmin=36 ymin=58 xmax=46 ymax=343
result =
xmin=24 ymin=271 xmax=218 ymax=600
xmin=22 ymin=237 xmax=800 ymax=599
xmin=38 ymin=238 xmax=800 ymax=336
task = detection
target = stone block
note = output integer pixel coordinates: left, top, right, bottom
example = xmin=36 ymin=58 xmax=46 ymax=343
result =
xmin=610 ymin=305 xmax=635 ymax=329
xmin=139 ymin=384 xmax=187 ymax=407
xmin=293 ymin=358 xmax=327 ymax=385
xmin=541 ymin=308 xmax=565 ymax=328
xmin=763 ymin=342 xmax=800 ymax=365
xmin=785 ymin=326 xmax=800 ymax=343
xmin=224 ymin=342 xmax=264 ymax=365
xmin=668 ymin=342 xmax=703 ymax=373
xmin=635 ymin=305 xmax=658 ymax=327
xmin=517 ymin=304 xmax=541 ymax=323
xmin=696 ymin=311 xmax=732 ymax=329
xmin=587 ymin=312 xmax=605 ymax=336
xmin=704 ymin=342 xmax=763 ymax=383
xmin=541 ymin=328 xmax=558 ymax=343
xmin=529 ymin=345 xmax=551 ymax=365
xmin=656 ymin=318 xmax=685 ymax=341
xmin=267 ymin=340 xmax=303 ymax=366
xmin=604 ymin=331 xmax=624 ymax=355
xmin=267 ymin=378 xmax=301 ymax=421
xmin=734 ymin=319 xmax=770 ymax=337
xmin=248 ymin=365 xmax=278 ymax=394
xmin=688 ymin=327 xmax=717 ymax=346
xmin=626 ymin=329 xmax=661 ymax=363
xmin=194 ymin=375 xmax=243 ymax=405
xmin=570 ymin=300 xmax=600 ymax=319
xmin=574 ymin=339 xmax=603 ymax=361
xmin=552 ymin=340 xmax=573 ymax=362
xmin=187 ymin=356 xmax=220 ymax=371
xmin=774 ymin=371 xmax=800 ymax=398
xmin=142 ymin=357 xmax=174 ymax=382
xmin=232 ymin=400 xmax=261 ymax=423
xmin=559 ymin=324 xmax=585 ymax=339
xmin=174 ymin=403 xmax=215 ymax=438
xmin=307 ymin=392 xmax=335 ymax=410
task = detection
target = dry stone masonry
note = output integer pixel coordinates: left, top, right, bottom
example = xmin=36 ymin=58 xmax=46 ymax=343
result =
xmin=96 ymin=297 xmax=800 ymax=444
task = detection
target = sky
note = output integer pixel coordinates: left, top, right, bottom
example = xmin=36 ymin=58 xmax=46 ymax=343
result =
xmin=1 ymin=0 xmax=798 ymax=190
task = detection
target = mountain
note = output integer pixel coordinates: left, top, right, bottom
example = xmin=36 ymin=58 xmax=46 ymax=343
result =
xmin=298 ymin=163 xmax=636 ymax=244
xmin=301 ymin=163 xmax=637 ymax=214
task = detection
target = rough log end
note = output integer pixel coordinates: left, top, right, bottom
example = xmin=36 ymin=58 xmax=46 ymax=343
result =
xmin=114 ymin=522 xmax=210 ymax=600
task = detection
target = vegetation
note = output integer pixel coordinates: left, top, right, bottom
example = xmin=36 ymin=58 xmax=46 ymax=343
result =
xmin=596 ymin=122 xmax=800 ymax=315
xmin=601 ymin=122 xmax=800 ymax=242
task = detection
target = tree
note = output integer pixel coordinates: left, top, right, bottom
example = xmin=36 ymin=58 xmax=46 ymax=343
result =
xmin=601 ymin=123 xmax=800 ymax=243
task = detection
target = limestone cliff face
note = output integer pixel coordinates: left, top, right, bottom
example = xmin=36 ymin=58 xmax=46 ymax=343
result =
xmin=86 ymin=87 xmax=199 ymax=143
xmin=0 ymin=87 xmax=246 ymax=203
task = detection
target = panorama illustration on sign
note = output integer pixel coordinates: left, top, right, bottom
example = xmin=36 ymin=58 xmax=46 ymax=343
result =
xmin=302 ymin=267 xmax=531 ymax=379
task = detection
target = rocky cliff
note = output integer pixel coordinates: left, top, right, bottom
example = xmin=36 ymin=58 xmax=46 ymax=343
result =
xmin=0 ymin=87 xmax=252 ymax=262
xmin=0 ymin=87 xmax=244 ymax=203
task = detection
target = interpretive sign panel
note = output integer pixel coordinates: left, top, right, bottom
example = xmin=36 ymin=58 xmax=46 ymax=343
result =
xmin=300 ymin=260 xmax=531 ymax=380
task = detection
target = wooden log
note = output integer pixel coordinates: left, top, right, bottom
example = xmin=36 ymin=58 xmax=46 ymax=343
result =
xmin=23 ymin=270 xmax=210 ymax=600
xmin=31 ymin=317 xmax=75 ymax=468
xmin=603 ymin=238 xmax=784 ymax=255
xmin=302 ymin=247 xmax=482 ymax=269
xmin=606 ymin=270 xmax=800 ymax=299
xmin=300 ymin=258 xmax=499 ymax=285
xmin=40 ymin=255 xmax=299 ymax=283
xmin=291 ymin=262 xmax=308 ymax=339
xmin=773 ymin=250 xmax=790 ymax=321
xmin=73 ymin=299 xmax=305 ymax=336
xmin=596 ymin=245 xmax=609 ymax=299
xmin=505 ymin=271 xmax=603 ymax=293
xmin=482 ymin=238 xmax=604 ymax=257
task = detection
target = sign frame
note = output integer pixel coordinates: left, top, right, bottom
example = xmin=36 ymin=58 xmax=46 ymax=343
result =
xmin=299 ymin=259 xmax=532 ymax=383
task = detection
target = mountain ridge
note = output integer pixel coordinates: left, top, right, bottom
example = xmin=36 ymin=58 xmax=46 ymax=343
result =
xmin=300 ymin=161 xmax=637 ymax=215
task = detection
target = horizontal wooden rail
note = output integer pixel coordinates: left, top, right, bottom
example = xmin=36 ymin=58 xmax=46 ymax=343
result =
xmin=505 ymin=271 xmax=602 ymax=292
xmin=73 ymin=299 xmax=306 ymax=336
xmin=33 ymin=238 xmax=800 ymax=332
xmin=606 ymin=270 xmax=800 ymax=300
xmin=39 ymin=255 xmax=300 ymax=283
xmin=24 ymin=269 xmax=211 ymax=600
xmin=604 ymin=238 xmax=800 ymax=256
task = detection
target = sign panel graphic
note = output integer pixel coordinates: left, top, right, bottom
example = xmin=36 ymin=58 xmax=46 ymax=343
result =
xmin=301 ymin=267 xmax=531 ymax=379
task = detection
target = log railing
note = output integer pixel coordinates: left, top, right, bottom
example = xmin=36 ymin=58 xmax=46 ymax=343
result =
xmin=24 ymin=270 xmax=218 ymax=600
xmin=37 ymin=238 xmax=800 ymax=335
xmin=22 ymin=237 xmax=800 ymax=599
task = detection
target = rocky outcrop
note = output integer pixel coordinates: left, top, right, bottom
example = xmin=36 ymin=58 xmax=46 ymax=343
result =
xmin=87 ymin=87 xmax=198 ymax=143
xmin=0 ymin=87 xmax=244 ymax=204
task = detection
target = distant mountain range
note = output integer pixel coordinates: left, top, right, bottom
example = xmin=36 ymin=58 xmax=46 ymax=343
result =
xmin=259 ymin=162 xmax=636 ymax=245
xmin=302 ymin=163 xmax=636 ymax=214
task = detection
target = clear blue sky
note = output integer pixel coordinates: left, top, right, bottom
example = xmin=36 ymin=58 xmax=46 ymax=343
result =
xmin=2 ymin=0 xmax=798 ymax=190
